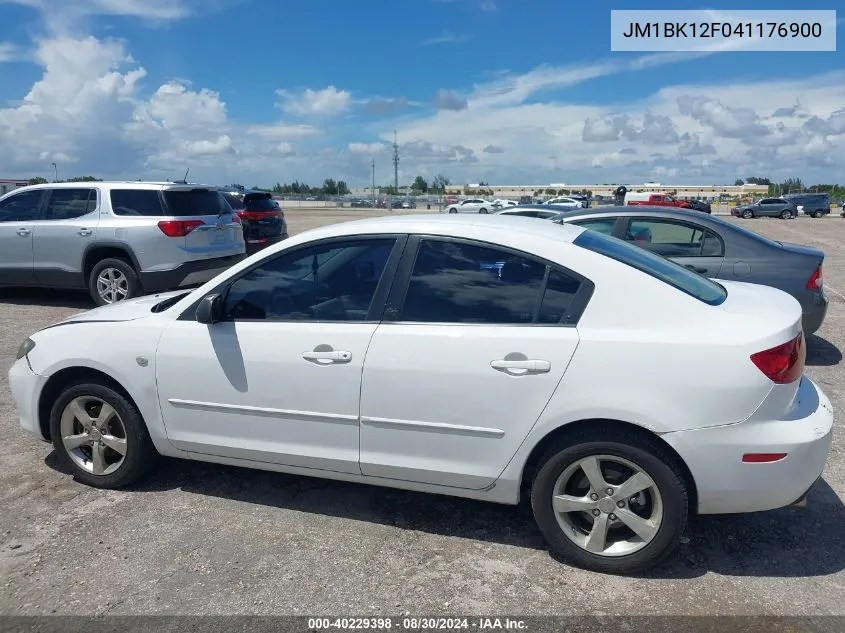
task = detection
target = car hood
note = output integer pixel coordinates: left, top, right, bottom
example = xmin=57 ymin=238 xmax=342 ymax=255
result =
xmin=778 ymin=241 xmax=824 ymax=259
xmin=49 ymin=290 xmax=190 ymax=327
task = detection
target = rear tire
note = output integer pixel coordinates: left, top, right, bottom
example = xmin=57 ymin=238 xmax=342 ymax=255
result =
xmin=88 ymin=257 xmax=140 ymax=306
xmin=741 ymin=209 xmax=753 ymax=219
xmin=813 ymin=210 xmax=823 ymax=218
xmin=780 ymin=210 xmax=793 ymax=220
xmin=479 ymin=208 xmax=488 ymax=214
xmin=49 ymin=381 xmax=157 ymax=489
xmin=530 ymin=428 xmax=689 ymax=574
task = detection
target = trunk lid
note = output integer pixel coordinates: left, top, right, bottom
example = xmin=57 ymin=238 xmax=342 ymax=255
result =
xmin=161 ymin=187 xmax=243 ymax=260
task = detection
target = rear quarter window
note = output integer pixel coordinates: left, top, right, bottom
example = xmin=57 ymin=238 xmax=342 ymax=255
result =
xmin=244 ymin=195 xmax=278 ymax=211
xmin=110 ymin=189 xmax=165 ymax=216
xmin=573 ymin=229 xmax=727 ymax=306
xmin=162 ymin=189 xmax=230 ymax=216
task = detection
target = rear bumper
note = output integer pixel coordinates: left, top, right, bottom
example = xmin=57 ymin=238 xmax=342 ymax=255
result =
xmin=139 ymin=253 xmax=245 ymax=293
xmin=245 ymin=232 xmax=288 ymax=255
xmin=663 ymin=376 xmax=834 ymax=514
xmin=800 ymin=290 xmax=829 ymax=335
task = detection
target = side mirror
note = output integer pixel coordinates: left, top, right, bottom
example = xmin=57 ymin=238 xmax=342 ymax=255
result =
xmin=196 ymin=293 xmax=223 ymax=324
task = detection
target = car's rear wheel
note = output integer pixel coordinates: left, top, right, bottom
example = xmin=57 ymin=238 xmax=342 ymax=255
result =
xmin=88 ymin=257 xmax=140 ymax=306
xmin=530 ymin=429 xmax=688 ymax=574
xmin=780 ymin=210 xmax=793 ymax=220
xmin=49 ymin=381 xmax=157 ymax=488
xmin=741 ymin=209 xmax=753 ymax=219
xmin=479 ymin=208 xmax=488 ymax=214
xmin=813 ymin=210 xmax=824 ymax=218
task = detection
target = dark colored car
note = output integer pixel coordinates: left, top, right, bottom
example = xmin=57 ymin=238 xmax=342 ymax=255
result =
xmin=732 ymin=198 xmax=799 ymax=219
xmin=220 ymin=189 xmax=288 ymax=254
xmin=688 ymin=199 xmax=712 ymax=214
xmin=543 ymin=205 xmax=828 ymax=334
xmin=782 ymin=193 xmax=830 ymax=218
xmin=350 ymin=199 xmax=373 ymax=208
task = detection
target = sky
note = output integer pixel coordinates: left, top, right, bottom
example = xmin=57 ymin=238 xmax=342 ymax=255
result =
xmin=0 ymin=0 xmax=843 ymax=188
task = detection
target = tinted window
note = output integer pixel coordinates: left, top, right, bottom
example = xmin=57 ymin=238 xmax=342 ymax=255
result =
xmin=244 ymin=195 xmax=278 ymax=211
xmin=538 ymin=269 xmax=581 ymax=324
xmin=44 ymin=188 xmax=96 ymax=220
xmin=571 ymin=218 xmax=617 ymax=235
xmin=624 ymin=219 xmax=724 ymax=258
xmin=399 ymin=240 xmax=546 ymax=324
xmin=110 ymin=189 xmax=165 ymax=216
xmin=224 ymin=238 xmax=396 ymax=321
xmin=574 ymin=230 xmax=727 ymax=305
xmin=163 ymin=189 xmax=230 ymax=216
xmin=510 ymin=210 xmax=539 ymax=217
xmin=707 ymin=213 xmax=783 ymax=248
xmin=223 ymin=193 xmax=244 ymax=210
xmin=0 ymin=190 xmax=43 ymax=222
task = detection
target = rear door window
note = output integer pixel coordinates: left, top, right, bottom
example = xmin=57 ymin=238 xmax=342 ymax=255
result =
xmin=624 ymin=219 xmax=724 ymax=258
xmin=570 ymin=217 xmax=617 ymax=235
xmin=110 ymin=189 xmax=166 ymax=216
xmin=43 ymin=188 xmax=97 ymax=220
xmin=162 ymin=189 xmax=230 ymax=216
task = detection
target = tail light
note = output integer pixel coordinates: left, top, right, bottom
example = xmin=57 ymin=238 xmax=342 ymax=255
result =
xmin=236 ymin=210 xmax=283 ymax=222
xmin=750 ymin=332 xmax=805 ymax=384
xmin=806 ymin=264 xmax=823 ymax=289
xmin=158 ymin=220 xmax=204 ymax=237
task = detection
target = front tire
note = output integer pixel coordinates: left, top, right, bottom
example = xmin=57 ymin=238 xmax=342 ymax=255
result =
xmin=530 ymin=428 xmax=688 ymax=574
xmin=741 ymin=209 xmax=753 ymax=219
xmin=49 ymin=381 xmax=157 ymax=488
xmin=448 ymin=207 xmax=458 ymax=214
xmin=813 ymin=210 xmax=823 ymax=218
xmin=88 ymin=257 xmax=140 ymax=306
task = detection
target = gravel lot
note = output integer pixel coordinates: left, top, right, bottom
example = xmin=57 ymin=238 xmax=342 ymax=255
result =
xmin=1 ymin=209 xmax=843 ymax=616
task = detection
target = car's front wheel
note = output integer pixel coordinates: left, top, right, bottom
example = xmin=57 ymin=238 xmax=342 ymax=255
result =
xmin=741 ymin=209 xmax=753 ymax=219
xmin=530 ymin=429 xmax=688 ymax=574
xmin=448 ymin=207 xmax=458 ymax=214
xmin=50 ymin=381 xmax=158 ymax=488
xmin=813 ymin=210 xmax=824 ymax=218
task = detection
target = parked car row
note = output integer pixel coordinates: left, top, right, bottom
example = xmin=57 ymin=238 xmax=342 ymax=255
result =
xmin=10 ymin=212 xmax=833 ymax=576
xmin=732 ymin=193 xmax=831 ymax=219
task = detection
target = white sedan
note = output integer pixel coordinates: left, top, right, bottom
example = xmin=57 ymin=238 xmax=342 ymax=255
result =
xmin=494 ymin=207 xmax=562 ymax=219
xmin=544 ymin=196 xmax=584 ymax=208
xmin=9 ymin=214 xmax=833 ymax=574
xmin=446 ymin=198 xmax=493 ymax=214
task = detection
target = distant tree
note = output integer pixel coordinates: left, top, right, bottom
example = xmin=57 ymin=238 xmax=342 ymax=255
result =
xmin=544 ymin=188 xmax=556 ymax=195
xmin=412 ymin=176 xmax=429 ymax=193
xmin=337 ymin=180 xmax=349 ymax=195
xmin=431 ymin=174 xmax=450 ymax=194
xmin=734 ymin=179 xmax=745 ymax=186
xmin=28 ymin=177 xmax=48 ymax=185
xmin=65 ymin=176 xmax=102 ymax=182
xmin=322 ymin=178 xmax=338 ymax=195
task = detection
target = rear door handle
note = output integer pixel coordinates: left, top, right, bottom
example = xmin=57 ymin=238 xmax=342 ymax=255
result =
xmin=302 ymin=350 xmax=352 ymax=363
xmin=491 ymin=359 xmax=551 ymax=373
xmin=78 ymin=228 xmax=92 ymax=236
xmin=684 ymin=265 xmax=707 ymax=273
xmin=16 ymin=228 xmax=31 ymax=237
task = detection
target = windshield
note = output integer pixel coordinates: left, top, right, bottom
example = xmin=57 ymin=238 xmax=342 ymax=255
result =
xmin=574 ymin=229 xmax=727 ymax=305
xmin=243 ymin=195 xmax=277 ymax=211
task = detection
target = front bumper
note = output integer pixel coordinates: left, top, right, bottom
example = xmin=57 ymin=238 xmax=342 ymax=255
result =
xmin=8 ymin=357 xmax=48 ymax=441
xmin=663 ymin=377 xmax=834 ymax=515
xmin=139 ymin=253 xmax=245 ymax=293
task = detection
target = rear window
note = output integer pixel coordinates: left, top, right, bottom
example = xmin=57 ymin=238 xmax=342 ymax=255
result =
xmin=243 ymin=195 xmax=277 ymax=211
xmin=162 ymin=189 xmax=230 ymax=216
xmin=573 ymin=229 xmax=727 ymax=305
xmin=222 ymin=193 xmax=244 ymax=210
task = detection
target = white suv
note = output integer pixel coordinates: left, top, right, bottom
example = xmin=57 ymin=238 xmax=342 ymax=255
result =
xmin=0 ymin=181 xmax=245 ymax=305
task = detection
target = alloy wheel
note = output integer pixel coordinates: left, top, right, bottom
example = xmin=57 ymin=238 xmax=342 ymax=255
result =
xmin=551 ymin=454 xmax=664 ymax=557
xmin=96 ymin=268 xmax=129 ymax=303
xmin=60 ymin=396 xmax=128 ymax=476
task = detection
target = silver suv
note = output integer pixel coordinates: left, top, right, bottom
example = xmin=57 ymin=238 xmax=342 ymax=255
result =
xmin=0 ymin=181 xmax=245 ymax=305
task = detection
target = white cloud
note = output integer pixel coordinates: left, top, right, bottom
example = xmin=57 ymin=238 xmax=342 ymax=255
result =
xmin=421 ymin=32 xmax=473 ymax=46
xmin=435 ymin=89 xmax=468 ymax=111
xmin=0 ymin=42 xmax=25 ymax=62
xmin=246 ymin=122 xmax=321 ymax=140
xmin=276 ymin=85 xmax=351 ymax=117
xmin=348 ymin=142 xmax=388 ymax=154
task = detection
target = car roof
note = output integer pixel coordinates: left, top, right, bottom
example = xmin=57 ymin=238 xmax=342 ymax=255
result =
xmin=553 ymin=205 xmax=714 ymax=221
xmin=11 ymin=181 xmax=220 ymax=192
xmin=295 ymin=212 xmax=586 ymax=244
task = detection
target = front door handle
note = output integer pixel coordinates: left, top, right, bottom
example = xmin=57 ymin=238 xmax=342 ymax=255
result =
xmin=302 ymin=350 xmax=352 ymax=363
xmin=16 ymin=228 xmax=31 ymax=237
xmin=491 ymin=359 xmax=551 ymax=373
xmin=78 ymin=228 xmax=92 ymax=236
xmin=684 ymin=265 xmax=707 ymax=273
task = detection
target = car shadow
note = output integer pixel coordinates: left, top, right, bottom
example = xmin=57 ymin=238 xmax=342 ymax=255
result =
xmin=46 ymin=452 xmax=845 ymax=578
xmin=0 ymin=288 xmax=92 ymax=310
xmin=805 ymin=334 xmax=842 ymax=367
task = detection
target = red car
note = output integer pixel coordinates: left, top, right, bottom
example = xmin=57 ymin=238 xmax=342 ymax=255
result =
xmin=625 ymin=193 xmax=693 ymax=209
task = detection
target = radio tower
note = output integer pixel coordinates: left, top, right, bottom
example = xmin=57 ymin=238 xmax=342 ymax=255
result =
xmin=392 ymin=130 xmax=400 ymax=196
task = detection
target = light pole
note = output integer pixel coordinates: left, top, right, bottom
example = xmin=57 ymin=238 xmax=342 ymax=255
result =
xmin=51 ymin=162 xmax=58 ymax=183
xmin=371 ymin=157 xmax=376 ymax=207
